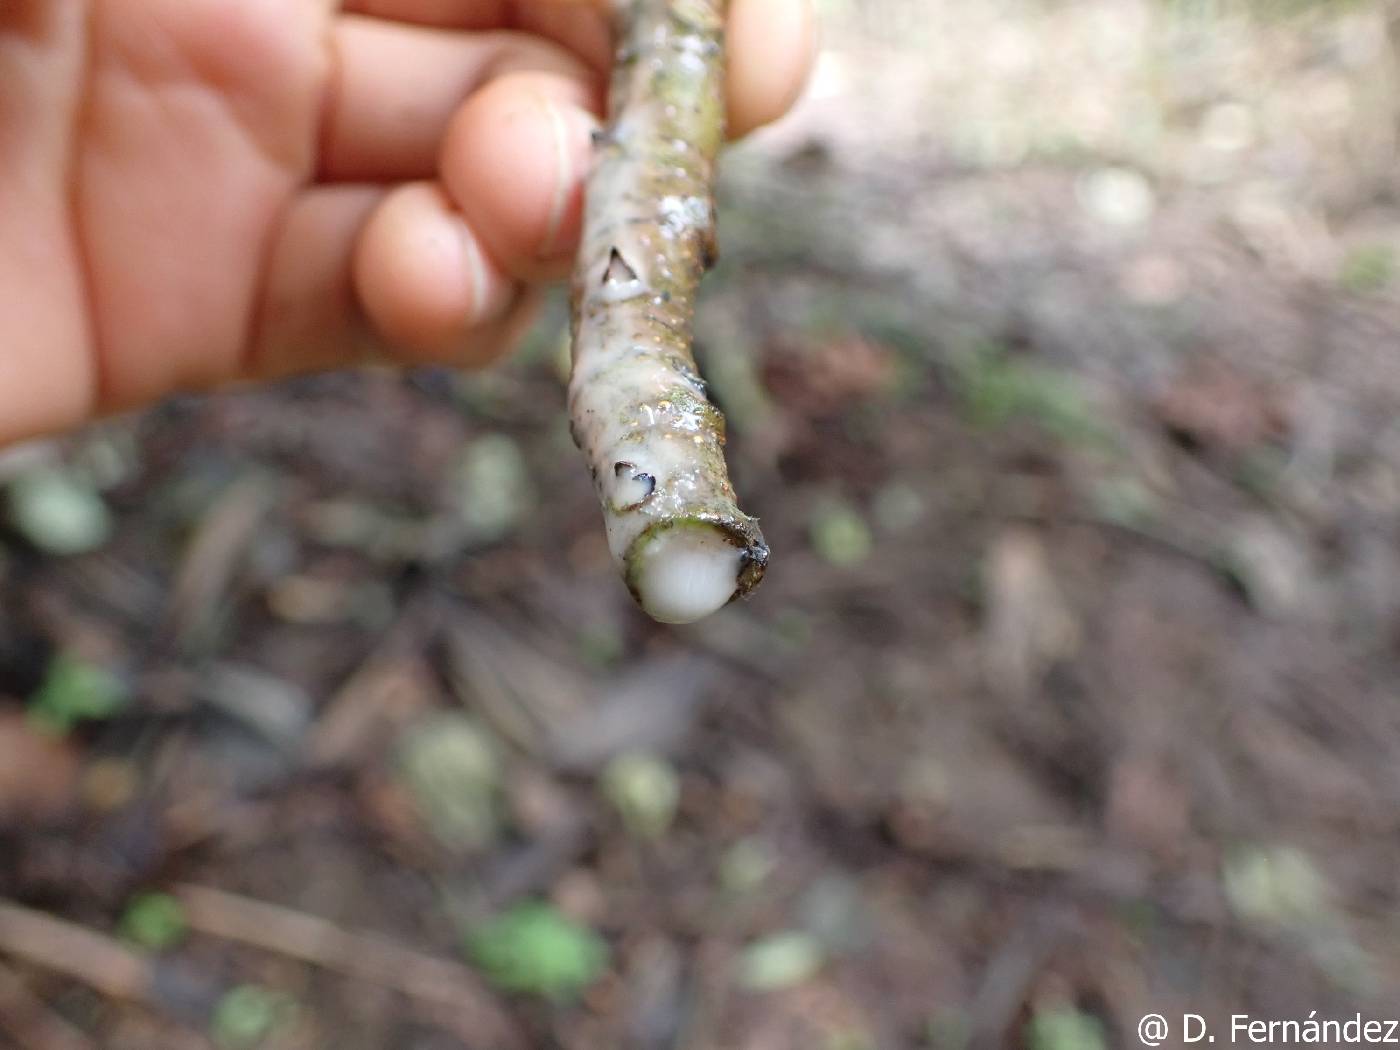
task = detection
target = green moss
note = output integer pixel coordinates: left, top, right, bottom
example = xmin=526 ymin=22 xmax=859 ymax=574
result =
xmin=1025 ymin=1008 xmax=1107 ymax=1050
xmin=952 ymin=343 xmax=1108 ymax=447
xmin=737 ymin=932 xmax=824 ymax=991
xmin=210 ymin=985 xmax=298 ymax=1049
xmin=1339 ymin=244 xmax=1395 ymax=296
xmin=448 ymin=434 xmax=535 ymax=547
xmin=601 ymin=751 xmax=681 ymax=838
xmin=466 ymin=902 xmax=609 ymax=1001
xmin=808 ymin=500 xmax=873 ymax=568
xmin=120 ymin=893 xmax=188 ymax=952
xmin=6 ymin=467 xmax=113 ymax=556
xmin=396 ymin=715 xmax=501 ymax=850
xmin=1223 ymin=843 xmax=1329 ymax=929
xmin=28 ymin=653 xmax=129 ymax=736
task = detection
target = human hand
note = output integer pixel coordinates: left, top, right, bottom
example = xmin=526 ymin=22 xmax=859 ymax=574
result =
xmin=0 ymin=0 xmax=815 ymax=445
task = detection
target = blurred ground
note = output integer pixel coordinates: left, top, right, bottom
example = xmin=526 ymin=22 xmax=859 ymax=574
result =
xmin=3 ymin=1 xmax=1400 ymax=1048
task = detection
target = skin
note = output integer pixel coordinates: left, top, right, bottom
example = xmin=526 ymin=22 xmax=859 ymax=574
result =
xmin=0 ymin=0 xmax=816 ymax=446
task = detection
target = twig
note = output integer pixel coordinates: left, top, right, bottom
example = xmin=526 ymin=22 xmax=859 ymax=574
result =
xmin=173 ymin=884 xmax=526 ymax=1049
xmin=164 ymin=473 xmax=276 ymax=651
xmin=967 ymin=907 xmax=1076 ymax=1050
xmin=307 ymin=598 xmax=437 ymax=769
xmin=0 ymin=964 xmax=99 ymax=1050
xmin=0 ymin=900 xmax=151 ymax=1003
xmin=0 ymin=891 xmax=526 ymax=1047
xmin=569 ymin=0 xmax=768 ymax=623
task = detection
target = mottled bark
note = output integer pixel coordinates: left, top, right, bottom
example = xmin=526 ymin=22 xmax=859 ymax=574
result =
xmin=568 ymin=0 xmax=768 ymax=624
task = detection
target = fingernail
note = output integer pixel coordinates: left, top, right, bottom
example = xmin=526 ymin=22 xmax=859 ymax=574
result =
xmin=537 ymin=96 xmax=600 ymax=260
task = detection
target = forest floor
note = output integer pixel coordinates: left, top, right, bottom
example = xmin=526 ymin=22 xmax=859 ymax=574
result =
xmin=2 ymin=1 xmax=1400 ymax=1048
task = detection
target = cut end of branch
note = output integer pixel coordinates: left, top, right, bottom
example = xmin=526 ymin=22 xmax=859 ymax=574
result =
xmin=627 ymin=519 xmax=767 ymax=624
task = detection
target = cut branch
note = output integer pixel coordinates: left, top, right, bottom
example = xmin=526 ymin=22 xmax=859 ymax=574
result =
xmin=568 ymin=0 xmax=768 ymax=624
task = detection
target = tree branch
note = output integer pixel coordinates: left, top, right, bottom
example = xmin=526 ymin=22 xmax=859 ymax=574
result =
xmin=568 ymin=0 xmax=768 ymax=624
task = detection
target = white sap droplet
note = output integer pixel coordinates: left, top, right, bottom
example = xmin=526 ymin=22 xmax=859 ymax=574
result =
xmin=658 ymin=195 xmax=711 ymax=237
xmin=600 ymin=277 xmax=647 ymax=303
xmin=633 ymin=525 xmax=742 ymax=624
xmin=600 ymin=249 xmax=647 ymax=302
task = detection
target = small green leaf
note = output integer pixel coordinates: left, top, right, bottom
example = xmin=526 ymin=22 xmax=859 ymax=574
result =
xmin=1222 ymin=844 xmax=1328 ymax=928
xmin=120 ymin=893 xmax=187 ymax=952
xmin=952 ymin=344 xmax=1106 ymax=447
xmin=396 ymin=714 xmax=500 ymax=850
xmin=7 ymin=467 xmax=113 ymax=556
xmin=1339 ymin=244 xmax=1394 ymax=295
xmin=210 ymin=985 xmax=298 ymax=1050
xmin=576 ymin=623 xmax=625 ymax=669
xmin=466 ymin=902 xmax=609 ymax=1001
xmin=737 ymin=931 xmax=824 ymax=991
xmin=449 ymin=434 xmax=535 ymax=546
xmin=718 ymin=836 xmax=777 ymax=895
xmin=600 ymin=752 xmax=680 ymax=839
xmin=28 ymin=653 xmax=128 ymax=736
xmin=1026 ymin=1007 xmax=1107 ymax=1050
xmin=808 ymin=500 xmax=873 ymax=568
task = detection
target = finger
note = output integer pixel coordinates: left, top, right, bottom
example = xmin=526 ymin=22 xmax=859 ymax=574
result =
xmin=726 ymin=0 xmax=817 ymax=137
xmin=343 ymin=0 xmax=612 ymax=69
xmin=506 ymin=2 xmax=611 ymax=72
xmin=248 ymin=183 xmax=526 ymax=380
xmin=322 ymin=14 xmax=598 ymax=182
xmin=352 ymin=181 xmax=522 ymax=365
xmin=439 ymin=70 xmax=599 ymax=281
xmin=340 ymin=0 xmax=603 ymax=28
xmin=335 ymin=0 xmax=815 ymax=137
xmin=0 ymin=1 xmax=99 ymax=443
xmin=245 ymin=185 xmax=385 ymax=380
xmin=339 ymin=0 xmax=512 ymax=29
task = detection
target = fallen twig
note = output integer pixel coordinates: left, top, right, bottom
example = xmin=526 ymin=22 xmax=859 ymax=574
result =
xmin=164 ymin=473 xmax=276 ymax=650
xmin=0 ymin=900 xmax=151 ymax=1004
xmin=0 ymin=963 xmax=99 ymax=1050
xmin=174 ymin=884 xmax=526 ymax=1049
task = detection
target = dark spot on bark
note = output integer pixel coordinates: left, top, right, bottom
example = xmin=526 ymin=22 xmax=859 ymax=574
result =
xmin=736 ymin=536 xmax=770 ymax=593
xmin=739 ymin=541 xmax=769 ymax=568
xmin=675 ymin=361 xmax=707 ymax=395
xmin=613 ymin=461 xmax=657 ymax=510
xmin=699 ymin=230 xmax=719 ymax=271
xmin=604 ymin=248 xmax=640 ymax=287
